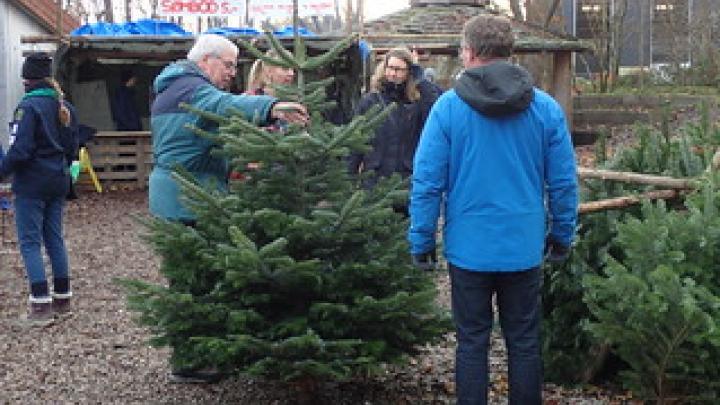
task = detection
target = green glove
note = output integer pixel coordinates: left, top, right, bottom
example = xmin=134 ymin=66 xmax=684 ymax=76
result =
xmin=70 ymin=160 xmax=81 ymax=182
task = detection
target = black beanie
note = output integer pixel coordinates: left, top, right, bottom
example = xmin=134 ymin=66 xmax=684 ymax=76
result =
xmin=22 ymin=53 xmax=52 ymax=80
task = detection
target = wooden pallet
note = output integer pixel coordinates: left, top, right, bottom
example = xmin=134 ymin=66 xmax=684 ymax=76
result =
xmin=83 ymin=131 xmax=152 ymax=190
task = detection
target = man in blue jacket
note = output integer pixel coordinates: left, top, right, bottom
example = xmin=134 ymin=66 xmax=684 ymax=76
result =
xmin=150 ymin=33 xmax=308 ymax=225
xmin=408 ymin=15 xmax=578 ymax=405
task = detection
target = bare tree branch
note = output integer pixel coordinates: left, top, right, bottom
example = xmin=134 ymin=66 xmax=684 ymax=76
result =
xmin=509 ymin=0 xmax=523 ymax=21
xmin=543 ymin=0 xmax=561 ymax=29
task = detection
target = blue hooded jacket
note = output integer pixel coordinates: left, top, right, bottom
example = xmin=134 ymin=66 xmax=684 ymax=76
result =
xmin=149 ymin=60 xmax=275 ymax=221
xmin=408 ymin=61 xmax=578 ymax=271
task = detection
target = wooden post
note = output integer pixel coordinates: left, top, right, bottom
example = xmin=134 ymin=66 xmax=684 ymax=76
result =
xmin=56 ymin=0 xmax=63 ymax=37
xmin=136 ymin=139 xmax=145 ymax=188
xmin=345 ymin=0 xmax=352 ymax=34
xmin=552 ymin=50 xmax=573 ymax=130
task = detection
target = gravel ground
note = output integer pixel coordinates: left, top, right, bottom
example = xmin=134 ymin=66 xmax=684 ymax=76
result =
xmin=0 ymin=190 xmax=631 ymax=404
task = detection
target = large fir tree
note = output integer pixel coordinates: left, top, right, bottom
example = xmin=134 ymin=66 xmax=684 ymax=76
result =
xmin=122 ymin=32 xmax=451 ymax=388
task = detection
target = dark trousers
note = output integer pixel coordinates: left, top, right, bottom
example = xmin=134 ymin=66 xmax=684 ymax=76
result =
xmin=449 ymin=264 xmax=542 ymax=405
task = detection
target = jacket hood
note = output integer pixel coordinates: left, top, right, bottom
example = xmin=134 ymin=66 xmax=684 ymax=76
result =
xmin=454 ymin=61 xmax=534 ymax=117
xmin=153 ymin=60 xmax=208 ymax=93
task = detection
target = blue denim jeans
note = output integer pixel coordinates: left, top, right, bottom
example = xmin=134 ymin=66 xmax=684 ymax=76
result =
xmin=14 ymin=196 xmax=69 ymax=297
xmin=450 ymin=264 xmax=542 ymax=405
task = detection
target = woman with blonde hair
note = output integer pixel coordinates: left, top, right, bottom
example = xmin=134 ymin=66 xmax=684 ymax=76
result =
xmin=349 ymin=46 xmax=441 ymax=211
xmin=0 ymin=53 xmax=78 ymax=324
xmin=246 ymin=50 xmax=295 ymax=96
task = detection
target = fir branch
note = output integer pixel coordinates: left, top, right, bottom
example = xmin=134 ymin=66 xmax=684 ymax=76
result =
xmin=236 ymin=37 xmax=296 ymax=69
xmin=265 ymin=33 xmax=301 ymax=69
xmin=301 ymin=35 xmax=356 ymax=71
xmin=364 ymin=103 xmax=397 ymax=130
xmin=228 ymin=225 xmax=258 ymax=251
xmin=258 ymin=237 xmax=289 ymax=258
xmin=305 ymin=77 xmax=335 ymax=93
xmin=179 ymin=102 xmax=230 ymax=125
xmin=183 ymin=123 xmax=220 ymax=143
xmin=293 ymin=34 xmax=307 ymax=64
xmin=335 ymin=190 xmax=364 ymax=228
xmin=172 ymin=170 xmax=230 ymax=217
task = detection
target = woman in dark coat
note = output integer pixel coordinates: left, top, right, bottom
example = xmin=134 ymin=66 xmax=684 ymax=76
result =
xmin=349 ymin=47 xmax=441 ymax=203
xmin=0 ymin=53 xmax=78 ymax=324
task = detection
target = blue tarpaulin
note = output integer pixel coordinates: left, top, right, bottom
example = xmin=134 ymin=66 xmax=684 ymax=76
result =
xmin=71 ymin=19 xmax=191 ymax=36
xmin=272 ymin=26 xmax=317 ymax=36
xmin=203 ymin=26 xmax=316 ymax=37
xmin=204 ymin=27 xmax=262 ymax=36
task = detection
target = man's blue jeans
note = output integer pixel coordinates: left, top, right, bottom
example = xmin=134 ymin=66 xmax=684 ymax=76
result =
xmin=449 ymin=264 xmax=542 ymax=405
xmin=14 ymin=196 xmax=69 ymax=297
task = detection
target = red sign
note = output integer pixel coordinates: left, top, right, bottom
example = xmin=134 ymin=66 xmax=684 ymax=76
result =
xmin=158 ymin=0 xmax=245 ymax=17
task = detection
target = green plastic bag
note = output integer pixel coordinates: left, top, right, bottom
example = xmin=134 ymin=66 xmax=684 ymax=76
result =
xmin=70 ymin=161 xmax=80 ymax=183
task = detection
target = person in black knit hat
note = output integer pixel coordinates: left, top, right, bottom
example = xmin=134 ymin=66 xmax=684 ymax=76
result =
xmin=22 ymin=53 xmax=53 ymax=79
xmin=0 ymin=52 xmax=79 ymax=325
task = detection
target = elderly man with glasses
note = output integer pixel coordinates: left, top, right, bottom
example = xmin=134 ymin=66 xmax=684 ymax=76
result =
xmin=150 ymin=33 xmax=308 ymax=226
xmin=149 ymin=33 xmax=309 ymax=383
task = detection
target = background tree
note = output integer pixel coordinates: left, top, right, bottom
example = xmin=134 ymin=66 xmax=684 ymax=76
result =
xmin=575 ymin=0 xmax=629 ymax=92
xmin=102 ymin=0 xmax=114 ymax=22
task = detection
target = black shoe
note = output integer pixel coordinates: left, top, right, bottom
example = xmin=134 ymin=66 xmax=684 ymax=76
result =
xmin=168 ymin=369 xmax=222 ymax=384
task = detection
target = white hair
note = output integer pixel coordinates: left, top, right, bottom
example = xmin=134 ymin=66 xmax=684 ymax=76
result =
xmin=187 ymin=34 xmax=238 ymax=62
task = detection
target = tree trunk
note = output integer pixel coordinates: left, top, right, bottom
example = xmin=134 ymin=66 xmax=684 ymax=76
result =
xmin=125 ymin=0 xmax=131 ymax=21
xmin=103 ymin=0 xmax=114 ymax=22
xmin=579 ymin=190 xmax=679 ymax=214
xmin=543 ymin=0 xmax=562 ymax=29
xmin=577 ymin=168 xmax=697 ymax=190
xmin=509 ymin=0 xmax=523 ymax=20
xmin=579 ymin=343 xmax=610 ymax=383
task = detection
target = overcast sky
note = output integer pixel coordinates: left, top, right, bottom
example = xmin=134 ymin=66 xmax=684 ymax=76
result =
xmin=78 ymin=0 xmax=511 ymax=29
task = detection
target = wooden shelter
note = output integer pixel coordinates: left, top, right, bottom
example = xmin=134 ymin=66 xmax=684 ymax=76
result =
xmin=362 ymin=0 xmax=591 ymax=127
xmin=21 ymin=34 xmax=362 ymax=189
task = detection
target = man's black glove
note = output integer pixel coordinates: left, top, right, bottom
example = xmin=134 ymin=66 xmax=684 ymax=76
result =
xmin=544 ymin=236 xmax=570 ymax=264
xmin=412 ymin=250 xmax=437 ymax=271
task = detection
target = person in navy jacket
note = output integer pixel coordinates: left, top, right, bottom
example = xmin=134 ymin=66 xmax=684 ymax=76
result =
xmin=409 ymin=15 xmax=579 ymax=404
xmin=349 ymin=47 xmax=441 ymax=214
xmin=0 ymin=53 xmax=79 ymax=324
xmin=349 ymin=48 xmax=440 ymax=192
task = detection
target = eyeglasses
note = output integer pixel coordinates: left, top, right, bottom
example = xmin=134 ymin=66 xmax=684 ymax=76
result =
xmin=386 ymin=65 xmax=408 ymax=73
xmin=212 ymin=55 xmax=237 ymax=71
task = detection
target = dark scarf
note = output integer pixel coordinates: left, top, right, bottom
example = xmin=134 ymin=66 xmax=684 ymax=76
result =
xmin=381 ymin=81 xmax=408 ymax=103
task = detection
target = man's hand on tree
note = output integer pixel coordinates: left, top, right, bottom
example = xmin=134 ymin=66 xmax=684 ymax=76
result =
xmin=271 ymin=102 xmax=309 ymax=126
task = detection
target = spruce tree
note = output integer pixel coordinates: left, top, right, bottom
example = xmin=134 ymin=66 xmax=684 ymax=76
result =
xmin=122 ymin=33 xmax=451 ymax=390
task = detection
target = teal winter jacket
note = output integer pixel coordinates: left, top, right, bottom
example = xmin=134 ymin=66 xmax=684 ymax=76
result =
xmin=149 ymin=60 xmax=275 ymax=221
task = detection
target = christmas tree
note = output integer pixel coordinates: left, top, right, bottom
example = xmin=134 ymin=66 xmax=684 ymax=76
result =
xmin=122 ymin=31 xmax=451 ymax=390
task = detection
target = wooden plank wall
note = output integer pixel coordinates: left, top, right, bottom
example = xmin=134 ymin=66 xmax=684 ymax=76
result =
xmin=84 ymin=131 xmax=152 ymax=189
